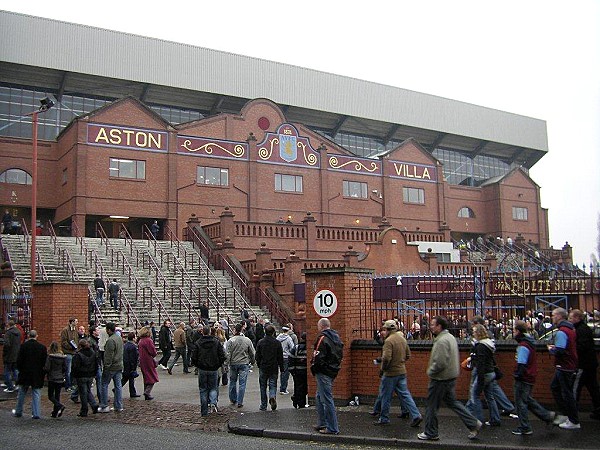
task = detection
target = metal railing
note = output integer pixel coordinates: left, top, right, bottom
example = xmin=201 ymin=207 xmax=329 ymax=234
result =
xmin=186 ymin=225 xmax=293 ymax=327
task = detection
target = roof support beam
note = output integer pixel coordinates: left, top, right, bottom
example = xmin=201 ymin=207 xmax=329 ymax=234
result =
xmin=470 ymin=140 xmax=489 ymax=158
xmin=508 ymin=147 xmax=527 ymax=165
xmin=140 ymin=84 xmax=150 ymax=102
xmin=330 ymin=115 xmax=348 ymax=138
xmin=428 ymin=132 xmax=448 ymax=151
xmin=56 ymin=71 xmax=68 ymax=102
xmin=382 ymin=124 xmax=401 ymax=146
xmin=210 ymin=96 xmax=225 ymax=115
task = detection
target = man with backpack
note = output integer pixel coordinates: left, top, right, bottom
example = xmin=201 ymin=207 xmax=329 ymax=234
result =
xmin=311 ymin=318 xmax=344 ymax=435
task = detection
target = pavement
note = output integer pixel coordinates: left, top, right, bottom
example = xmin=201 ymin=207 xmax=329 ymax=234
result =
xmin=2 ymin=364 xmax=600 ymax=449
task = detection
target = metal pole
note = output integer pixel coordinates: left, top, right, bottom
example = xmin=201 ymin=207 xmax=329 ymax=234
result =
xmin=31 ymin=111 xmax=38 ymax=283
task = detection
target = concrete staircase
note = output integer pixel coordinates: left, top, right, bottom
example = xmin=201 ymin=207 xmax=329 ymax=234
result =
xmin=0 ymin=234 xmax=271 ymax=330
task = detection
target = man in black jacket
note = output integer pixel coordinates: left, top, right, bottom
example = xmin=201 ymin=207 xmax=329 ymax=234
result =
xmin=311 ymin=318 xmax=343 ymax=435
xmin=255 ymin=324 xmax=284 ymax=411
xmin=569 ymin=309 xmax=600 ymax=419
xmin=289 ymin=331 xmax=308 ymax=408
xmin=157 ymin=320 xmax=172 ymax=370
xmin=190 ymin=326 xmax=225 ymax=416
xmin=12 ymin=330 xmax=47 ymax=419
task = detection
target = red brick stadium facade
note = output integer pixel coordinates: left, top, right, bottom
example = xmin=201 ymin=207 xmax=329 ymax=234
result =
xmin=1 ymin=96 xmax=549 ymax=253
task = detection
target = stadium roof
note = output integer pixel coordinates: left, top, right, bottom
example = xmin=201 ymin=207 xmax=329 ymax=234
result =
xmin=0 ymin=10 xmax=548 ymax=167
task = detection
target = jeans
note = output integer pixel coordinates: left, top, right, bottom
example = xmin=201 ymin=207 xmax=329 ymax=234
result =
xmin=14 ymin=386 xmax=42 ymax=418
xmin=96 ymin=288 xmax=104 ymax=306
xmin=378 ymin=374 xmax=421 ymax=423
xmin=424 ymin=378 xmax=478 ymax=438
xmin=315 ymin=372 xmax=339 ymax=433
xmin=229 ymin=363 xmax=250 ymax=405
xmin=198 ymin=369 xmax=219 ymax=416
xmin=100 ymin=370 xmax=123 ymax=410
xmin=466 ymin=368 xmax=514 ymax=413
xmin=64 ymin=354 xmax=73 ymax=389
xmin=109 ymin=293 xmax=119 ymax=310
xmin=258 ymin=369 xmax=278 ymax=410
xmin=468 ymin=372 xmax=500 ymax=424
xmin=3 ymin=362 xmax=17 ymax=390
xmin=76 ymin=377 xmax=98 ymax=415
xmin=95 ymin=364 xmax=102 ymax=399
xmin=168 ymin=347 xmax=188 ymax=372
xmin=551 ymin=369 xmax=579 ymax=424
xmin=47 ymin=381 xmax=64 ymax=415
xmin=514 ymin=380 xmax=553 ymax=431
xmin=279 ymin=358 xmax=290 ymax=392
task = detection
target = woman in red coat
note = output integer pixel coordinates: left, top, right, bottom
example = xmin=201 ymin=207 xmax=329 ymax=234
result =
xmin=138 ymin=327 xmax=159 ymax=400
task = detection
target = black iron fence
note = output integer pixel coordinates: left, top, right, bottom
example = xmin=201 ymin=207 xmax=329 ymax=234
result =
xmin=352 ymin=269 xmax=600 ymax=341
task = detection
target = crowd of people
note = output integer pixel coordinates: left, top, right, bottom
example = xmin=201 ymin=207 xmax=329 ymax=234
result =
xmin=370 ymin=307 xmax=600 ymax=441
xmin=2 ymin=311 xmax=325 ymax=422
xmin=3 ymin=306 xmax=598 ymax=443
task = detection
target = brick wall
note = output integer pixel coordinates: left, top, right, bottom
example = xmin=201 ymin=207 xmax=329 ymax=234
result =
xmin=31 ymin=281 xmax=89 ymax=348
xmin=350 ymin=342 xmax=597 ymax=408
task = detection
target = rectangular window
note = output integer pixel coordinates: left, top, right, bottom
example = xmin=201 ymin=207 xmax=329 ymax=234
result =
xmin=62 ymin=168 xmax=67 ymax=185
xmin=109 ymin=158 xmax=146 ymax=180
xmin=275 ymin=174 xmax=303 ymax=193
xmin=403 ymin=187 xmax=425 ymax=204
xmin=197 ymin=166 xmax=229 ymax=186
xmin=512 ymin=206 xmax=528 ymax=221
xmin=343 ymin=180 xmax=367 ymax=198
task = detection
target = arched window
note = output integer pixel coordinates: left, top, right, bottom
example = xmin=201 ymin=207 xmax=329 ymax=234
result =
xmin=458 ymin=207 xmax=475 ymax=218
xmin=0 ymin=168 xmax=32 ymax=185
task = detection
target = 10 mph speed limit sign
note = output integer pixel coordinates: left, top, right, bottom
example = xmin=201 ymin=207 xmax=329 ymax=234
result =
xmin=313 ymin=289 xmax=338 ymax=317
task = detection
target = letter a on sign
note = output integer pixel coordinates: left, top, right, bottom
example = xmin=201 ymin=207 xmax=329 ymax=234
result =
xmin=313 ymin=289 xmax=338 ymax=318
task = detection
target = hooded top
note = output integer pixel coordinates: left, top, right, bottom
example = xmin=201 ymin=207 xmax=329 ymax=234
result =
xmin=311 ymin=328 xmax=343 ymax=379
xmin=276 ymin=332 xmax=295 ymax=359
xmin=514 ymin=333 xmax=537 ymax=384
xmin=474 ymin=337 xmax=496 ymax=384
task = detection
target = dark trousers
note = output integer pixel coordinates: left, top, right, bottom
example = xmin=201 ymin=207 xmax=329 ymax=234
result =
xmin=291 ymin=370 xmax=307 ymax=408
xmin=169 ymin=347 xmax=188 ymax=372
xmin=76 ymin=377 xmax=98 ymax=416
xmin=574 ymin=367 xmax=600 ymax=414
xmin=48 ymin=381 xmax=64 ymax=415
xmin=551 ymin=369 xmax=579 ymax=424
xmin=158 ymin=348 xmax=171 ymax=367
xmin=122 ymin=372 xmax=138 ymax=396
xmin=424 ymin=378 xmax=478 ymax=438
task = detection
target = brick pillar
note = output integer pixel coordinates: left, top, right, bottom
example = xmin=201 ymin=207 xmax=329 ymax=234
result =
xmin=219 ymin=207 xmax=235 ymax=246
xmin=303 ymin=267 xmax=374 ymax=404
xmin=31 ymin=281 xmax=89 ymax=348
xmin=283 ymin=250 xmax=302 ymax=293
xmin=255 ymin=242 xmax=273 ymax=272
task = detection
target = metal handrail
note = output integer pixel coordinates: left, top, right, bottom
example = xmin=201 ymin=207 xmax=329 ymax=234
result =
xmin=186 ymin=225 xmax=292 ymax=326
xmin=21 ymin=218 xmax=48 ymax=281
xmin=170 ymin=255 xmax=236 ymax=327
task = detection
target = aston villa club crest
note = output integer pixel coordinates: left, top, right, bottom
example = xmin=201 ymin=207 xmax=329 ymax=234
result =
xmin=279 ymin=134 xmax=297 ymax=162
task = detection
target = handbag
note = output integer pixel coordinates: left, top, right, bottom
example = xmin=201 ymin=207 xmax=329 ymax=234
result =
xmin=130 ymin=370 xmax=139 ymax=378
xmin=461 ymin=357 xmax=473 ymax=371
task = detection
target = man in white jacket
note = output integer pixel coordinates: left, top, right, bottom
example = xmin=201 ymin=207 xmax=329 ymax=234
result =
xmin=276 ymin=326 xmax=294 ymax=394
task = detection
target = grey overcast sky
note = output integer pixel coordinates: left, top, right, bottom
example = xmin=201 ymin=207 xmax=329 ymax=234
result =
xmin=2 ymin=0 xmax=599 ymax=265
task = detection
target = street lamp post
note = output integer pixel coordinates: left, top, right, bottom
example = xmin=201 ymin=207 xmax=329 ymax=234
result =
xmin=30 ymin=97 xmax=54 ymax=283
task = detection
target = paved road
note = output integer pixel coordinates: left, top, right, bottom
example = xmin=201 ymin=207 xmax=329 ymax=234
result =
xmin=2 ymin=364 xmax=599 ymax=449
